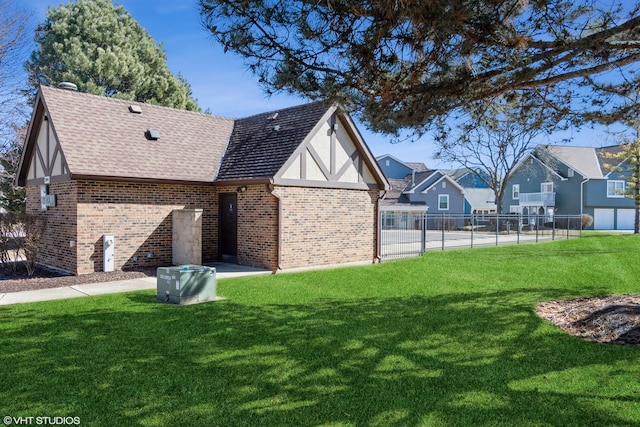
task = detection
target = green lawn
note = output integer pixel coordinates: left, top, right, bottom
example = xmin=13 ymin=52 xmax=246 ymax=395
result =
xmin=2 ymin=233 xmax=640 ymax=426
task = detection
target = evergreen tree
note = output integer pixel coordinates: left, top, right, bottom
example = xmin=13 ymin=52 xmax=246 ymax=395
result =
xmin=602 ymin=137 xmax=640 ymax=234
xmin=583 ymin=67 xmax=640 ymax=233
xmin=26 ymin=0 xmax=199 ymax=111
xmin=200 ymin=0 xmax=640 ymax=136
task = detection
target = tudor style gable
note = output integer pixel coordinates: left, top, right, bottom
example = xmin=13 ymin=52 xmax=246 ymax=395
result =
xmin=17 ymin=100 xmax=70 ymax=186
xmin=275 ymin=109 xmax=386 ymax=190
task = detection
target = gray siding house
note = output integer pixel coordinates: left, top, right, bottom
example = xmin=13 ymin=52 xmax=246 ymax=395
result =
xmin=376 ymin=154 xmax=428 ymax=179
xmin=380 ymin=170 xmax=466 ymax=229
xmin=502 ymin=145 xmax=635 ymax=230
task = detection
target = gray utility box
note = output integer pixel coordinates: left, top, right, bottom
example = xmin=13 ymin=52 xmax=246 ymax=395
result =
xmin=156 ymin=265 xmax=216 ymax=305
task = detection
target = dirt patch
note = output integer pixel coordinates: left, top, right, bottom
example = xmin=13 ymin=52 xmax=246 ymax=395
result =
xmin=0 ymin=262 xmax=157 ymax=294
xmin=536 ymin=295 xmax=640 ymax=346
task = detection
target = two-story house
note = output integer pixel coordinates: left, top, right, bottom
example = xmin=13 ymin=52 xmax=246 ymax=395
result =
xmin=502 ymin=144 xmax=635 ymax=230
xmin=446 ymin=168 xmax=497 ymax=215
xmin=376 ymin=155 xmax=497 ymax=228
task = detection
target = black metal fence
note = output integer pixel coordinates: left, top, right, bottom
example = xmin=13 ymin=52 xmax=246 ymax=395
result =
xmin=379 ymin=212 xmax=582 ymax=260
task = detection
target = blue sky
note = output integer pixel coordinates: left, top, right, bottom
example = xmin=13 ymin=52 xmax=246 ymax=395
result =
xmin=21 ymin=0 xmax=616 ymax=168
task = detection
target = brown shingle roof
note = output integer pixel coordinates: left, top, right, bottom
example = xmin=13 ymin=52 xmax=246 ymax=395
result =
xmin=217 ymin=101 xmax=331 ymax=181
xmin=30 ymin=87 xmax=379 ymax=187
xmin=41 ymin=85 xmax=234 ymax=182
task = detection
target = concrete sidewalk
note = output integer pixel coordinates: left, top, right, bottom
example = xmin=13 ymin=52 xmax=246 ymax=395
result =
xmin=0 ymin=263 xmax=271 ymax=306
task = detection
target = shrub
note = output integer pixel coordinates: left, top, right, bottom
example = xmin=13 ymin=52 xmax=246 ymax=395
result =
xmin=0 ymin=212 xmax=47 ymax=276
xmin=581 ymin=214 xmax=594 ymax=229
xmin=0 ymin=213 xmax=25 ymax=271
xmin=19 ymin=213 xmax=47 ymax=276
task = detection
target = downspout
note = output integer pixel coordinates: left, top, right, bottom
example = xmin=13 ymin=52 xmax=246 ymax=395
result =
xmin=580 ymin=177 xmax=590 ymax=216
xmin=268 ymin=183 xmax=283 ymax=273
xmin=376 ymin=189 xmax=388 ymax=263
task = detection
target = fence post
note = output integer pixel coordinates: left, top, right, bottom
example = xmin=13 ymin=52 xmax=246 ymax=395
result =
xmin=552 ymin=214 xmax=556 ymax=241
xmin=578 ymin=215 xmax=582 ymax=238
xmin=470 ymin=213 xmax=474 ymax=248
xmin=517 ymin=213 xmax=521 ymax=244
xmin=378 ymin=210 xmax=383 ymax=261
xmin=495 ymin=213 xmax=499 ymax=246
xmin=420 ymin=213 xmax=426 ymax=255
xmin=535 ymin=214 xmax=539 ymax=242
xmin=441 ymin=213 xmax=445 ymax=250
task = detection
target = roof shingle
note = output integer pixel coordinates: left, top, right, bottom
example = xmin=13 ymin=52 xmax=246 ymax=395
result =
xmin=216 ymin=101 xmax=331 ymax=181
xmin=37 ymin=87 xmax=337 ymax=184
xmin=41 ymin=85 xmax=234 ymax=182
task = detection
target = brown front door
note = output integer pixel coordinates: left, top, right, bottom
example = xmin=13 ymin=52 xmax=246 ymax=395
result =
xmin=219 ymin=193 xmax=238 ymax=263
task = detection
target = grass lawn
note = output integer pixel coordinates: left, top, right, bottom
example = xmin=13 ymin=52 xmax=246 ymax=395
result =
xmin=2 ymin=233 xmax=640 ymax=426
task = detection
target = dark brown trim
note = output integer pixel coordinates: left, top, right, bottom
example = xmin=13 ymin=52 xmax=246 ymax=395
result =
xmin=273 ymin=177 xmax=379 ymax=190
xmin=34 ymin=141 xmax=47 ymax=177
xmin=269 ymin=184 xmax=283 ymax=272
xmin=211 ymin=178 xmax=273 ymax=187
xmin=335 ymin=150 xmax=360 ymax=181
xmin=68 ymin=174 xmax=272 ymax=187
xmin=25 ymin=173 xmax=72 ymax=186
xmin=16 ymin=96 xmax=46 ymax=187
xmin=306 ymin=143 xmax=331 ymax=179
xmin=69 ymin=174 xmax=212 ymax=186
xmin=300 ymin=151 xmax=307 ymax=179
xmin=330 ymin=115 xmax=337 ymax=176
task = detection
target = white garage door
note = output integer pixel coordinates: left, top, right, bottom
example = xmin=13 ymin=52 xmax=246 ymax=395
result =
xmin=617 ymin=209 xmax=635 ymax=230
xmin=594 ymin=208 xmax=614 ymax=230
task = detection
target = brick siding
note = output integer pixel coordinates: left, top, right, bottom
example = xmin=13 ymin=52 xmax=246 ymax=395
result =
xmin=74 ymin=181 xmax=220 ymax=274
xmin=276 ymin=186 xmax=380 ymax=269
xmin=235 ymin=185 xmax=279 ymax=270
xmin=26 ymin=182 xmax=78 ymax=274
xmin=26 ymin=180 xmax=380 ymax=275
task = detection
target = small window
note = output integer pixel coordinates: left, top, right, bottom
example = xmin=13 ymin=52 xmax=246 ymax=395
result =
xmin=607 ymin=180 xmax=625 ymax=197
xmin=382 ymin=211 xmax=395 ymax=229
xmin=512 ymin=184 xmax=520 ymax=200
xmin=442 ymin=181 xmax=447 ymax=189
xmin=438 ymin=194 xmax=449 ymax=210
xmin=568 ymin=168 xmax=574 ymax=178
xmin=385 ymin=159 xmax=390 ymax=166
xmin=541 ymin=182 xmax=553 ymax=193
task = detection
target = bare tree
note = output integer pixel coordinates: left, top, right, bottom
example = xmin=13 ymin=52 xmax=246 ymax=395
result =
xmin=434 ymin=89 xmax=567 ymax=213
xmin=0 ymin=1 xmax=31 ymax=146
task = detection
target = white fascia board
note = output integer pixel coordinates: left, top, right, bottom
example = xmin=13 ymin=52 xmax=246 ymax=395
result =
xmin=419 ymin=172 xmax=465 ymax=194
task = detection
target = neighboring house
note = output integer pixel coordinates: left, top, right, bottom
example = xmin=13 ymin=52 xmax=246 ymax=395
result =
xmin=447 ymin=167 xmax=490 ymax=189
xmin=16 ymin=85 xmax=388 ymax=275
xmin=379 ymin=170 xmax=466 ymax=229
xmin=376 ymin=155 xmax=496 ymax=226
xmin=502 ymin=144 xmax=635 ymax=230
xmin=376 ymin=154 xmax=428 ymax=179
xmin=445 ymin=168 xmax=497 ymax=215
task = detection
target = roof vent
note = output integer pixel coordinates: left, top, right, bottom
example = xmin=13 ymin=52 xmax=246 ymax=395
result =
xmin=129 ymin=105 xmax=142 ymax=114
xmin=273 ymin=125 xmax=281 ymax=131
xmin=269 ymin=112 xmax=279 ymax=120
xmin=145 ymin=130 xmax=161 ymax=140
xmin=57 ymin=82 xmax=78 ymax=91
